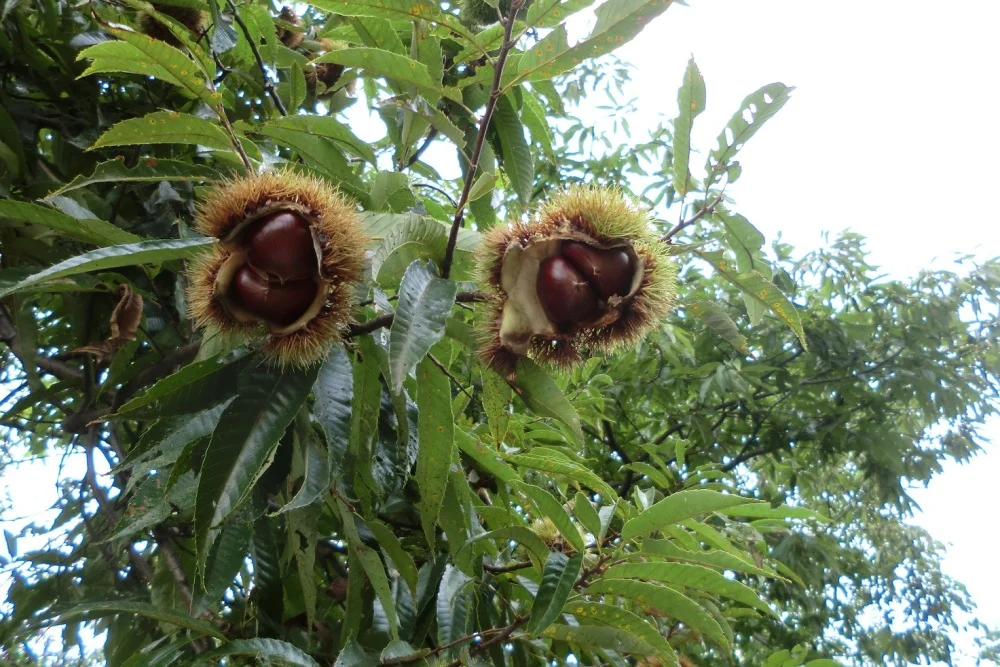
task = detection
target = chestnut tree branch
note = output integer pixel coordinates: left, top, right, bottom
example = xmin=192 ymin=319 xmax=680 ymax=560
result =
xmin=661 ymin=188 xmax=728 ymax=243
xmin=227 ymin=0 xmax=288 ymax=117
xmin=440 ymin=1 xmax=523 ymax=280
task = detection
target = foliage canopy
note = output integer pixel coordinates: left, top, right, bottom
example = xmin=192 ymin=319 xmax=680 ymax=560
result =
xmin=1 ymin=1 xmax=998 ymax=665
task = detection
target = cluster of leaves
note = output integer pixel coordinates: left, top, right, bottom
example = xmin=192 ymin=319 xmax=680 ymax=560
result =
xmin=1 ymin=0 xmax=999 ymax=666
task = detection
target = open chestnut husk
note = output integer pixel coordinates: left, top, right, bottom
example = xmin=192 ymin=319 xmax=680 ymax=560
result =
xmin=477 ymin=186 xmax=676 ymax=376
xmin=187 ymin=170 xmax=367 ymax=366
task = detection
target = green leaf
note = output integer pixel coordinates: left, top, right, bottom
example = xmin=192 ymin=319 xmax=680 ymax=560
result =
xmin=78 ymin=29 xmax=219 ymax=106
xmin=0 ymin=200 xmax=140 ymax=246
xmin=622 ymin=489 xmax=760 ymax=541
xmin=91 ymin=111 xmax=232 ymax=151
xmin=306 ymin=0 xmax=484 ymax=57
xmin=388 ymin=260 xmax=457 ymax=393
xmin=0 ymin=238 xmax=213 ymax=298
xmin=527 ymin=551 xmax=583 ymax=635
xmin=46 ymin=158 xmax=222 ymax=198
xmin=482 ymin=369 xmax=512 ymax=445
xmin=259 ymin=115 xmax=376 ymax=164
xmin=525 ymin=0 xmax=596 ymax=28
xmin=195 ymin=364 xmax=318 ymax=575
xmin=641 ymin=539 xmax=779 ymax=579
xmin=195 ymin=638 xmax=319 ymax=666
xmin=334 ymin=639 xmax=377 ymax=667
xmin=456 ymin=526 xmax=549 ymax=571
xmin=673 ymin=57 xmax=706 ymax=198
xmin=505 ymin=452 xmax=618 ymax=505
xmin=51 ymin=601 xmax=224 ymax=639
xmin=492 ymin=93 xmax=534 ymax=206
xmin=688 ymin=301 xmax=749 ymax=353
xmin=572 ymin=491 xmax=602 ymax=540
xmin=539 ymin=623 xmax=656 ymax=655
xmin=706 ymin=83 xmax=793 ymax=187
xmin=272 ymin=427 xmax=330 ymax=514
xmin=368 ymin=520 xmax=419 ymax=594
xmin=313 ymin=48 xmax=460 ymax=102
xmin=350 ymin=17 xmax=406 ymax=54
xmin=695 ymin=249 xmax=807 ymax=349
xmin=436 ymin=565 xmax=473 ymax=648
xmin=511 ymin=358 xmax=583 ymax=444
xmin=415 ymin=356 xmax=455 ymax=545
xmin=508 ymin=0 xmax=674 ymax=88
xmin=312 ymin=346 xmax=354 ymax=479
xmin=520 ymin=88 xmax=556 ymax=161
xmin=197 ymin=519 xmax=252 ymax=614
xmin=454 ymin=429 xmax=519 ymax=486
xmin=516 ymin=482 xmax=586 ymax=553
xmin=563 ymin=601 xmax=679 ymax=663
xmin=336 ymin=500 xmax=399 ymax=639
xmin=604 ymin=562 xmax=777 ymax=617
xmin=719 ymin=503 xmax=829 ymax=522
xmin=586 ymin=578 xmax=731 ymax=650
xmin=115 ymin=355 xmax=246 ymax=418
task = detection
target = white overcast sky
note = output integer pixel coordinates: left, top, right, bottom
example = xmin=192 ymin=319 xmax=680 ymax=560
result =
xmin=611 ymin=1 xmax=1000 ymax=663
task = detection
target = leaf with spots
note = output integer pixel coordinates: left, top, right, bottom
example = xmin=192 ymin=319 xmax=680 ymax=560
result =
xmin=415 ymin=356 xmax=454 ymax=546
xmin=90 ymin=111 xmax=233 ymax=152
xmin=78 ymin=29 xmax=218 ymax=106
xmin=507 ymin=0 xmax=675 ymax=89
xmin=539 ymin=623 xmax=656 ymax=656
xmin=695 ymin=249 xmax=807 ymax=349
xmin=585 ymin=578 xmax=731 ymax=650
xmin=673 ymin=57 xmax=706 ymax=198
xmin=604 ymin=561 xmax=778 ymax=617
xmin=621 ymin=488 xmax=760 ymax=541
xmin=562 ymin=601 xmax=679 ymax=664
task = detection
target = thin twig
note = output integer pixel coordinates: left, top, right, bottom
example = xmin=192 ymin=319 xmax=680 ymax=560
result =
xmin=428 ymin=353 xmax=474 ymax=400
xmin=413 ymin=182 xmax=459 ymax=208
xmin=227 ymin=0 xmax=288 ymax=116
xmin=441 ymin=1 xmax=523 ymax=279
xmin=403 ymin=127 xmax=439 ymax=170
xmin=662 ymin=188 xmax=728 ymax=243
xmin=443 ymin=616 xmax=529 ymax=667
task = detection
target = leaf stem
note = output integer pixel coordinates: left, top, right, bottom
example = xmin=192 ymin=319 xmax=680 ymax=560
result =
xmin=440 ymin=0 xmax=523 ymax=279
xmin=226 ymin=0 xmax=288 ymax=117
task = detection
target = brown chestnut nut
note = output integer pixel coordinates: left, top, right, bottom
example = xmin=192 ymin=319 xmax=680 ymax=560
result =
xmin=231 ymin=265 xmax=319 ymax=327
xmin=536 ymin=256 xmax=599 ymax=327
xmin=561 ymin=241 xmax=635 ymax=300
xmin=245 ymin=211 xmax=317 ymax=282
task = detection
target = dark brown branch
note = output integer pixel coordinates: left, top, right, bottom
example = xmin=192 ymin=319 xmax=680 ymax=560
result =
xmin=443 ymin=616 xmax=529 ymax=667
xmin=227 ymin=0 xmax=288 ymax=117
xmin=441 ymin=1 xmax=523 ymax=279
